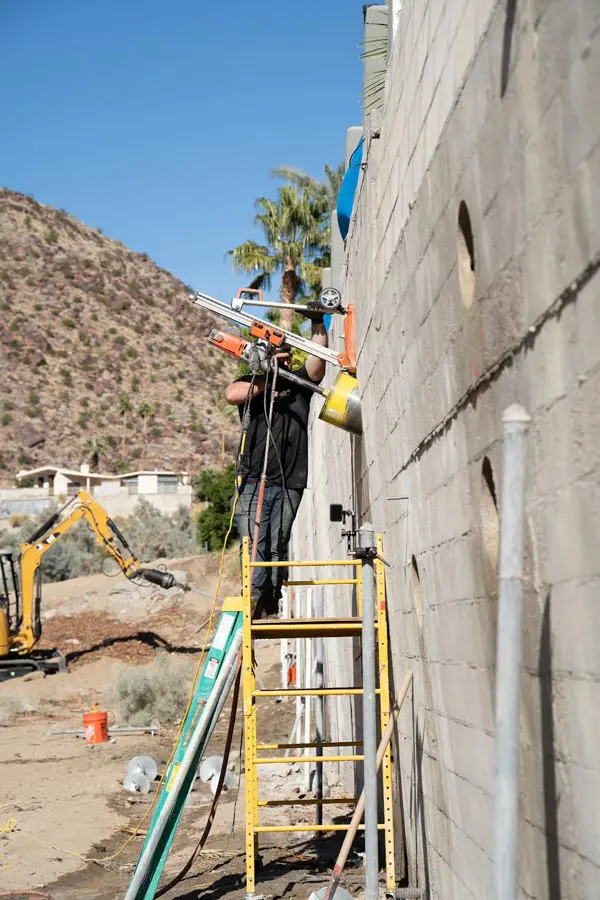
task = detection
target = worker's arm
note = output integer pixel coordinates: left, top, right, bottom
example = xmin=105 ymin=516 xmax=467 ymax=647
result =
xmin=225 ymin=376 xmax=268 ymax=406
xmin=304 ymin=319 xmax=328 ymax=383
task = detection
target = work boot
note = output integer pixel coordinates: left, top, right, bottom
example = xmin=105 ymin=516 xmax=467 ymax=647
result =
xmin=252 ymin=594 xmax=280 ymax=621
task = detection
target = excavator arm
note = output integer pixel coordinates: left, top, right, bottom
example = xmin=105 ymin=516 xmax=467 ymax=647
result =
xmin=11 ymin=490 xmax=186 ymax=655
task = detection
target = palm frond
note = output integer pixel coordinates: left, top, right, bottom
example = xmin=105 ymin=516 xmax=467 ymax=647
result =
xmin=228 ymin=240 xmax=275 ymax=276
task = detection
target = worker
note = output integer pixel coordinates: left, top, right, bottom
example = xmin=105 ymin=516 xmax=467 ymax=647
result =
xmin=224 ymin=315 xmax=328 ymax=618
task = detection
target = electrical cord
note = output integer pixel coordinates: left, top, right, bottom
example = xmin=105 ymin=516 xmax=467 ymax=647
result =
xmin=154 ymin=370 xmax=279 ymax=893
xmin=9 ymin=374 xmax=267 ymax=878
xmin=155 ymin=662 xmax=242 ymax=897
xmin=28 ymin=486 xmax=243 ymax=871
xmin=262 ymin=356 xmax=296 ymax=512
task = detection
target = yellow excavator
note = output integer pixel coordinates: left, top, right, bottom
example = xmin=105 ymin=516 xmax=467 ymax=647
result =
xmin=0 ymin=489 xmax=188 ymax=677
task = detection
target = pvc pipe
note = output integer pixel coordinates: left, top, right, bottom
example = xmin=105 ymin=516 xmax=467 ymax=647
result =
xmin=359 ymin=524 xmax=378 ymax=900
xmin=281 ymin=586 xmax=289 ymax=690
xmin=304 ymin=589 xmax=313 ymax=792
xmin=493 ymin=404 xmax=531 ymax=900
xmin=315 ymin=586 xmax=325 ymax=826
xmin=124 ymin=631 xmax=242 ymax=900
xmin=294 ymin=590 xmax=305 ymax=762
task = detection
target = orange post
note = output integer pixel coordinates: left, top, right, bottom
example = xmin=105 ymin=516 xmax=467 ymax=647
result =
xmin=338 ymin=304 xmax=356 ymax=373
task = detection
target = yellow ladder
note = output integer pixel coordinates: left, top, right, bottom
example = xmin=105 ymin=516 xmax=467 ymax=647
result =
xmin=241 ymin=535 xmax=396 ymax=898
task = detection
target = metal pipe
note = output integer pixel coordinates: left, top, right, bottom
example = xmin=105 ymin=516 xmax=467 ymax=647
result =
xmin=123 ymin=631 xmax=242 ymax=900
xmin=315 ymin=586 xmax=325 ymax=827
xmin=359 ymin=524 xmax=378 ymax=900
xmin=323 ymin=671 xmax=413 ymax=900
xmin=304 ymin=588 xmax=313 ymax=792
xmin=281 ymin=586 xmax=289 ymax=690
xmin=291 ymin=589 xmax=304 ymax=761
xmin=493 ymin=404 xmax=531 ymax=900
xmin=49 ymin=725 xmax=160 ymax=736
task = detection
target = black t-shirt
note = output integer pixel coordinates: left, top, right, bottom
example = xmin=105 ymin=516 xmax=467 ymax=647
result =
xmin=235 ymin=365 xmax=318 ymax=490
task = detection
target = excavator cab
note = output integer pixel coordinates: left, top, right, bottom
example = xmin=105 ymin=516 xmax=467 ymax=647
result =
xmin=0 ymin=551 xmax=19 ymax=657
xmin=0 ymin=549 xmax=60 ymax=678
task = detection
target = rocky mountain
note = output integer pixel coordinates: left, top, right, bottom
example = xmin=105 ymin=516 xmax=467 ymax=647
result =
xmin=0 ymin=188 xmax=239 ymax=485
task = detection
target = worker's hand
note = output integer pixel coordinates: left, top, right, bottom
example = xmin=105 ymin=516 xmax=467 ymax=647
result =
xmin=299 ymin=309 xmax=325 ymax=323
xmin=272 ymin=350 xmax=292 ymax=369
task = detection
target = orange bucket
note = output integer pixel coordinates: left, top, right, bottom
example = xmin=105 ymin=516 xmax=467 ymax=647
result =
xmin=83 ymin=707 xmax=108 ymax=744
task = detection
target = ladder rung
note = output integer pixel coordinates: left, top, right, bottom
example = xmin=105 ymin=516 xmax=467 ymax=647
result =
xmin=253 ymin=688 xmax=381 ymax=697
xmin=255 ymin=824 xmax=387 ymax=833
xmin=258 ymin=797 xmax=359 ymax=807
xmin=251 ymin=559 xmax=359 ymax=568
xmin=251 ymin=617 xmax=378 ymax=639
xmin=284 ymin=579 xmax=359 ymax=586
xmin=254 ymin=754 xmax=363 ymax=764
xmin=256 ymin=741 xmax=362 ymax=750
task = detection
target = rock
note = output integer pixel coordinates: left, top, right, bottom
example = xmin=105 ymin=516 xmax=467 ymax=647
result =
xmin=29 ymin=351 xmax=47 ymax=367
xmin=20 ymin=422 xmax=45 ymax=448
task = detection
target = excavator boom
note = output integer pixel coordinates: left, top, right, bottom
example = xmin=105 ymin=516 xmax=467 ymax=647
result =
xmin=0 ymin=490 xmax=186 ymax=675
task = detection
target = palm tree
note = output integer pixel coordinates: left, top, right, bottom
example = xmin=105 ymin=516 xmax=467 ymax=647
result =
xmin=137 ymin=402 xmax=155 ymax=436
xmin=82 ymin=435 xmax=108 ymax=470
xmin=271 ymin=162 xmax=345 ymax=302
xmin=272 ymin=162 xmax=345 ymax=213
xmin=228 ymin=184 xmax=328 ymax=331
xmin=118 ymin=392 xmax=132 ymax=456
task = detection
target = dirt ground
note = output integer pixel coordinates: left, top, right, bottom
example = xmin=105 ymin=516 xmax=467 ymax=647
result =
xmin=0 ymin=553 xmax=364 ymax=900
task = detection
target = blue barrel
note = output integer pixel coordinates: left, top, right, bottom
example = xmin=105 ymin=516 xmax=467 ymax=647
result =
xmin=336 ymin=136 xmax=364 ymax=241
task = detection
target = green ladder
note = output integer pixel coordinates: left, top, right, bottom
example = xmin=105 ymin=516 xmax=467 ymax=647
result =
xmin=124 ymin=596 xmax=243 ymax=900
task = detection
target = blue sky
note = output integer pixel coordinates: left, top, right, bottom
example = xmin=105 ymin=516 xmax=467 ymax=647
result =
xmin=0 ymin=0 xmax=363 ymax=301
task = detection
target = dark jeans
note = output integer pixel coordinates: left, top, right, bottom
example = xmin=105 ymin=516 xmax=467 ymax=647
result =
xmin=234 ymin=482 xmax=303 ymax=613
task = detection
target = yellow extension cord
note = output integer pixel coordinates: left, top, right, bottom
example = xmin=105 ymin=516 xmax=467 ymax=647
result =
xmin=15 ymin=492 xmax=241 ymax=871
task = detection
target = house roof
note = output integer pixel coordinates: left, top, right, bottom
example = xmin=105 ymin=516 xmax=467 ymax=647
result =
xmin=16 ymin=466 xmax=187 ymax=482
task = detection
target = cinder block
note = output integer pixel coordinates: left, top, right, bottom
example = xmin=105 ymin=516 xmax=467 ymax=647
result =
xmin=536 ymin=478 xmax=600 ymax=585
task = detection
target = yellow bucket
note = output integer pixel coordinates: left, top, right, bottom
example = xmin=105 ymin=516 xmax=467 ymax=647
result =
xmin=318 ymin=372 xmax=362 ymax=435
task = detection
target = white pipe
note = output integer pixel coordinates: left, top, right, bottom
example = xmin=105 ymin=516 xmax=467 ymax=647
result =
xmin=280 ymin=586 xmax=289 ymax=690
xmin=304 ymin=588 xmax=313 ymax=792
xmin=295 ymin=589 xmax=304 ymax=764
xmin=493 ymin=404 xmax=531 ymax=900
xmin=358 ymin=524 xmax=378 ymax=900
xmin=315 ymin=586 xmax=325 ymax=824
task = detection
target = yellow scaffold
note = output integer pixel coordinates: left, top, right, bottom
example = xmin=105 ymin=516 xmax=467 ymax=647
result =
xmin=241 ymin=535 xmax=396 ymax=897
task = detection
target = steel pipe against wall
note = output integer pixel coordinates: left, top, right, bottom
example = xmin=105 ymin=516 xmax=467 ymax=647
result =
xmin=493 ymin=404 xmax=531 ymax=900
xmin=359 ymin=524 xmax=379 ymax=900
xmin=315 ymin=586 xmax=325 ymax=826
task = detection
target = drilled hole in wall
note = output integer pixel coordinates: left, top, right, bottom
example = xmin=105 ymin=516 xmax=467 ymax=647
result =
xmin=480 ymin=456 xmax=499 ymax=597
xmin=457 ymin=200 xmax=476 ymax=309
xmin=411 ymin=554 xmax=423 ymax=628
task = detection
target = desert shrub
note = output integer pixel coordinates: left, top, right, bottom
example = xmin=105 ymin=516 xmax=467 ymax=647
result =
xmin=0 ymin=505 xmax=103 ymax=581
xmin=107 ymin=653 xmax=195 ymax=725
xmin=8 ymin=514 xmax=29 ymax=527
xmin=113 ymin=498 xmax=195 ymax=561
xmin=194 ymin=465 xmax=237 ymax=551
xmin=0 ymin=500 xmax=196 ymax=583
xmin=0 ymin=696 xmax=38 ymax=726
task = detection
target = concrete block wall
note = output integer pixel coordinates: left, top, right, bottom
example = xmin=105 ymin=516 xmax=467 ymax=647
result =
xmin=292 ymin=1 xmax=600 ymax=897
